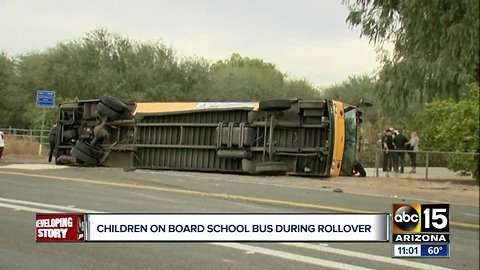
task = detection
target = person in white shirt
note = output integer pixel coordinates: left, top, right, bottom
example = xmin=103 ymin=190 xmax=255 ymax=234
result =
xmin=0 ymin=130 xmax=5 ymax=159
xmin=407 ymin=131 xmax=420 ymax=173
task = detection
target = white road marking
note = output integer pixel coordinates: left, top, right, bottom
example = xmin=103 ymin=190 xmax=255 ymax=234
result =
xmin=283 ymin=243 xmax=452 ymax=270
xmin=133 ymin=192 xmax=184 ymax=204
xmin=227 ymin=200 xmax=279 ymax=211
xmin=116 ymin=190 xmax=185 ymax=204
xmin=0 ymin=202 xmax=58 ymax=213
xmin=0 ymin=197 xmax=102 ymax=213
xmin=212 ymin=243 xmax=372 ymax=270
xmin=463 ymin=212 xmax=479 ymax=217
xmin=0 ymin=164 xmax=69 ymax=170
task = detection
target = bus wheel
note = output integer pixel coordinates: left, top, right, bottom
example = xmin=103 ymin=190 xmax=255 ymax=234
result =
xmin=75 ymin=140 xmax=103 ymax=159
xmin=258 ymin=99 xmax=291 ymax=111
xmin=70 ymin=148 xmax=98 ymax=166
xmin=97 ymin=102 xmax=121 ymax=120
xmin=101 ymin=95 xmax=130 ymax=113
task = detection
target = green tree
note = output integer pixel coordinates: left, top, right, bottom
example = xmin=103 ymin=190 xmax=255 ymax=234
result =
xmin=207 ymin=53 xmax=319 ymax=101
xmin=1 ymin=30 xmax=323 ymax=128
xmin=207 ymin=53 xmax=285 ymax=101
xmin=322 ymin=75 xmax=374 ymax=103
xmin=0 ymin=52 xmax=32 ymax=127
xmin=15 ymin=29 xmax=189 ymax=103
xmin=7 ymin=52 xmax=60 ymax=128
xmin=344 ymin=0 xmax=479 ymax=114
xmin=414 ymin=84 xmax=479 ymax=178
xmin=122 ymin=42 xmax=183 ymax=101
xmin=322 ymin=75 xmax=380 ymax=122
xmin=282 ymin=79 xmax=321 ymax=99
xmin=0 ymin=53 xmax=14 ymax=94
xmin=178 ymin=57 xmax=211 ymax=101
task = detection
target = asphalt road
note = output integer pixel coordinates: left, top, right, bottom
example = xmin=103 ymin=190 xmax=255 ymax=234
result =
xmin=0 ymin=163 xmax=478 ymax=270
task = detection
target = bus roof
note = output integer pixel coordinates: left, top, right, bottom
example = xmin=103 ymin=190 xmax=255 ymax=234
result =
xmin=134 ymin=102 xmax=259 ymax=115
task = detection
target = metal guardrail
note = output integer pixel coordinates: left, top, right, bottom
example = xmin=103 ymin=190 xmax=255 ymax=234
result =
xmin=374 ymin=149 xmax=479 ymax=180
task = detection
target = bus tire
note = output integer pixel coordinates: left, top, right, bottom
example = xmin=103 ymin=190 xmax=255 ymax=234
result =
xmin=101 ymin=95 xmax=130 ymax=113
xmin=97 ymin=102 xmax=121 ymax=120
xmin=258 ymin=99 xmax=291 ymax=111
xmin=75 ymin=140 xmax=103 ymax=159
xmin=70 ymin=148 xmax=98 ymax=166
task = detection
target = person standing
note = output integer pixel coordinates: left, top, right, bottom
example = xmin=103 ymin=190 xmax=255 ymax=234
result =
xmin=393 ymin=129 xmax=408 ymax=173
xmin=389 ymin=127 xmax=396 ymax=170
xmin=48 ymin=123 xmax=57 ymax=163
xmin=0 ymin=129 xmax=5 ymax=160
xmin=382 ymin=129 xmax=394 ymax=172
xmin=407 ymin=131 xmax=420 ymax=173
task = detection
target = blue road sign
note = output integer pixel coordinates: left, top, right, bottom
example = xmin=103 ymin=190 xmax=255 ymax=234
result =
xmin=36 ymin=90 xmax=56 ymax=107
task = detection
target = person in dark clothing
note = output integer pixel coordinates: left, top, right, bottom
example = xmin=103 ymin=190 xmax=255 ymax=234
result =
xmin=393 ymin=129 xmax=408 ymax=173
xmin=388 ymin=127 xmax=396 ymax=170
xmin=382 ymin=129 xmax=395 ymax=172
xmin=48 ymin=123 xmax=57 ymax=163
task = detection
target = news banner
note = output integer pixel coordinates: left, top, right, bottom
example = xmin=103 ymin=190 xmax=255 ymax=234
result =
xmin=36 ymin=203 xmax=450 ymax=258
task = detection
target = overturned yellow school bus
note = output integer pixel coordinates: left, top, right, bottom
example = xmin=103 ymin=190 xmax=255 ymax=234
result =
xmin=54 ymin=96 xmax=366 ymax=177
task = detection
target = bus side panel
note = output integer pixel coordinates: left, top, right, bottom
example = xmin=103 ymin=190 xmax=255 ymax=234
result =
xmin=133 ymin=110 xmax=248 ymax=172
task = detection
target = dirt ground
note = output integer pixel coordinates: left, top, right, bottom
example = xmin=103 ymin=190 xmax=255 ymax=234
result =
xmin=1 ymin=154 xmax=478 ymax=206
xmin=259 ymin=175 xmax=479 ymax=206
xmin=168 ymin=168 xmax=478 ymax=206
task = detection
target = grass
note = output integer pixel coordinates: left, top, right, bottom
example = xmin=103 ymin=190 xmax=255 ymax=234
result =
xmin=2 ymin=136 xmax=47 ymax=156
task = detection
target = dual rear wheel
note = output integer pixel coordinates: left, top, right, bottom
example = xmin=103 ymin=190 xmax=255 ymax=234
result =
xmin=96 ymin=95 xmax=130 ymax=120
xmin=70 ymin=139 xmax=104 ymax=166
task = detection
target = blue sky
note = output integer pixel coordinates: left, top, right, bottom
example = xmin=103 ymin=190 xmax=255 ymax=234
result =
xmin=0 ymin=0 xmax=379 ymax=86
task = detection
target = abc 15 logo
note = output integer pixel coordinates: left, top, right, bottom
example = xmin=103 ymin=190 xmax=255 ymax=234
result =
xmin=392 ymin=204 xmax=449 ymax=233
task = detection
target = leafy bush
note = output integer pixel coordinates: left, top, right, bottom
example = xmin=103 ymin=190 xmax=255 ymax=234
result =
xmin=415 ymin=84 xmax=479 ymax=180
